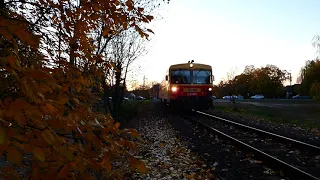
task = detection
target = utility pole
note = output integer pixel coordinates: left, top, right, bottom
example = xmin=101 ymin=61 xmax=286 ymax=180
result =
xmin=289 ymin=70 xmax=292 ymax=86
xmin=142 ymin=75 xmax=146 ymax=90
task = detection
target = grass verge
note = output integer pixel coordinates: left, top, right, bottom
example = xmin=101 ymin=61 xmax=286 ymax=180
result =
xmin=119 ymin=100 xmax=151 ymax=122
xmin=212 ymin=101 xmax=320 ymax=131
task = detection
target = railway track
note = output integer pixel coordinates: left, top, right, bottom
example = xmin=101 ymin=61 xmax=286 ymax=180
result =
xmin=183 ymin=110 xmax=320 ymax=180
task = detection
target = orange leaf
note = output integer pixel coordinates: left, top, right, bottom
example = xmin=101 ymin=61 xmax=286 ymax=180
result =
xmin=7 ymin=55 xmax=17 ymax=69
xmin=0 ymin=138 xmax=9 ymax=157
xmin=136 ymin=161 xmax=148 ymax=173
xmin=129 ymin=129 xmax=140 ymax=138
xmin=135 ymin=25 xmax=144 ymax=38
xmin=102 ymin=28 xmax=109 ymax=37
xmin=0 ymin=99 xmax=4 ymax=108
xmin=58 ymin=94 xmax=69 ymax=104
xmin=29 ymin=69 xmax=52 ymax=80
xmin=23 ymin=144 xmax=33 ymax=153
xmin=57 ymin=164 xmax=71 ymax=179
xmin=42 ymin=129 xmax=55 ymax=145
xmin=91 ymin=14 xmax=99 ymax=20
xmin=7 ymin=147 xmax=22 ymax=165
xmin=77 ymin=162 xmax=86 ymax=173
xmin=45 ymin=103 xmax=56 ymax=114
xmin=0 ymin=127 xmax=5 ymax=145
xmin=33 ymin=147 xmax=45 ymax=162
xmin=147 ymin=29 xmax=154 ymax=34
xmin=92 ymin=3 xmax=100 ymax=11
xmin=59 ymin=146 xmax=74 ymax=161
xmin=101 ymin=156 xmax=112 ymax=174
xmin=126 ymin=0 xmax=134 ymax=11
xmin=76 ymin=84 xmax=82 ymax=92
xmin=146 ymin=15 xmax=153 ymax=21
xmin=14 ymin=112 xmax=27 ymax=125
xmin=81 ymin=175 xmax=95 ymax=180
xmin=114 ymin=122 xmax=120 ymax=129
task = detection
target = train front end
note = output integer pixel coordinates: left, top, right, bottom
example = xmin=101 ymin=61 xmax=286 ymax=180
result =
xmin=168 ymin=62 xmax=214 ymax=110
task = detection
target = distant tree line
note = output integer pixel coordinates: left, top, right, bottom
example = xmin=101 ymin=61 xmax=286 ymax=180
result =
xmin=126 ymin=81 xmax=160 ymax=99
xmin=213 ymin=64 xmax=289 ymax=99
xmin=213 ymin=61 xmax=320 ymax=99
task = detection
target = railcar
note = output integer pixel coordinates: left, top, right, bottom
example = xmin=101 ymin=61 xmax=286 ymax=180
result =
xmin=159 ymin=61 xmax=214 ymax=110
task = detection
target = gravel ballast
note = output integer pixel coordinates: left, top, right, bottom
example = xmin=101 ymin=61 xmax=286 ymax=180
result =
xmin=205 ymin=108 xmax=320 ymax=146
xmin=123 ymin=101 xmax=293 ymax=179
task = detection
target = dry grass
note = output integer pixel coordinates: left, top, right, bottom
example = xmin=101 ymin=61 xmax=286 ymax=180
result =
xmin=213 ymin=100 xmax=320 ymax=129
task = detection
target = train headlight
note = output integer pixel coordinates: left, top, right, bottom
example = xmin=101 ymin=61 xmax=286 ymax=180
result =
xmin=190 ymin=63 xmax=193 ymax=68
xmin=171 ymin=87 xmax=177 ymax=92
xmin=208 ymin=88 xmax=212 ymax=91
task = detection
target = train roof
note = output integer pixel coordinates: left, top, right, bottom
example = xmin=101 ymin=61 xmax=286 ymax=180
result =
xmin=169 ymin=63 xmax=212 ymax=70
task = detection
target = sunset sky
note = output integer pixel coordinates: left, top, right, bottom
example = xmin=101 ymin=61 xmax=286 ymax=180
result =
xmin=129 ymin=0 xmax=320 ymax=88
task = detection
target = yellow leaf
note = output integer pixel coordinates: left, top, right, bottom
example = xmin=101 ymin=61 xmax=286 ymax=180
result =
xmin=7 ymin=147 xmax=22 ymax=164
xmin=0 ymin=127 xmax=5 ymax=145
xmin=33 ymin=147 xmax=45 ymax=162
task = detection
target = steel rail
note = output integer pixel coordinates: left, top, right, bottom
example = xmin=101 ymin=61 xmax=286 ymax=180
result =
xmin=184 ymin=114 xmax=319 ymax=180
xmin=194 ymin=110 xmax=320 ymax=153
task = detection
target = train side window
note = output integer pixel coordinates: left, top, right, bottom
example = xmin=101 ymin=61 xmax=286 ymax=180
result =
xmin=165 ymin=75 xmax=168 ymax=81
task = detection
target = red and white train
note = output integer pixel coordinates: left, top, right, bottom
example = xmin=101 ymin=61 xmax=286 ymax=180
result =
xmin=159 ymin=61 xmax=214 ymax=110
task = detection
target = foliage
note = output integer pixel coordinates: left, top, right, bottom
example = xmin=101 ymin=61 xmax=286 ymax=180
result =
xmin=215 ymin=64 xmax=288 ymax=98
xmin=310 ymin=82 xmax=320 ymax=100
xmin=297 ymin=59 xmax=320 ymax=95
xmin=94 ymin=0 xmax=169 ymax=122
xmin=0 ymin=0 xmax=170 ymax=178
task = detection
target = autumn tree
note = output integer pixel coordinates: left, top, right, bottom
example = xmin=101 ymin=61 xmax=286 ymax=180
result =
xmin=90 ymin=0 xmax=169 ymax=122
xmin=0 ymin=0 xmax=169 ymax=178
xmin=297 ymin=59 xmax=320 ymax=95
xmin=310 ymin=82 xmax=320 ymax=100
xmin=103 ymin=29 xmax=149 ymax=122
xmin=217 ymin=64 xmax=287 ymax=98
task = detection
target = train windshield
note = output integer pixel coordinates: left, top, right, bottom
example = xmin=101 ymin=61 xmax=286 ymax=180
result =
xmin=171 ymin=70 xmax=191 ymax=84
xmin=193 ymin=69 xmax=212 ymax=84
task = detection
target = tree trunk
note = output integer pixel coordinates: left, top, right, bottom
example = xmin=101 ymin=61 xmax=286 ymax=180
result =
xmin=112 ymin=70 xmax=122 ymax=122
xmin=101 ymin=75 xmax=111 ymax=114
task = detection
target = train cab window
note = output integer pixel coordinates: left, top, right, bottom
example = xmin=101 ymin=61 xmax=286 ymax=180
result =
xmin=171 ymin=70 xmax=191 ymax=84
xmin=193 ymin=69 xmax=212 ymax=84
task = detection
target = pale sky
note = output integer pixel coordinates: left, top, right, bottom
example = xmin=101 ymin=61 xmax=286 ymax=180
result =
xmin=131 ymin=0 xmax=320 ymax=87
